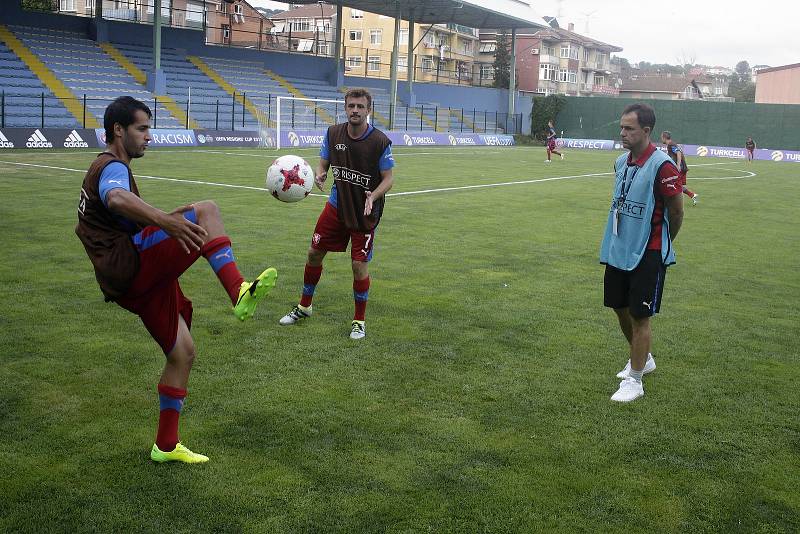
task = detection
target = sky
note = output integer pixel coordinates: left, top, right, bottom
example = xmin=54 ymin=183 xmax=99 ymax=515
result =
xmin=248 ymin=0 xmax=800 ymax=69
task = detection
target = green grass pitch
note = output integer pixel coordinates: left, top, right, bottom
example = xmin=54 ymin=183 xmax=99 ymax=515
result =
xmin=1 ymin=146 xmax=798 ymax=532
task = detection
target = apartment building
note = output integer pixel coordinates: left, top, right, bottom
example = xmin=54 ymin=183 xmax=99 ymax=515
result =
xmin=54 ymin=0 xmax=273 ymax=47
xmin=271 ymin=5 xmax=480 ymax=84
xmin=479 ymin=21 xmax=622 ymax=96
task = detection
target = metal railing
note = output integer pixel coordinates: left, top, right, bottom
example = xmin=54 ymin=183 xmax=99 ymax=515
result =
xmin=0 ymin=90 xmax=523 ymax=134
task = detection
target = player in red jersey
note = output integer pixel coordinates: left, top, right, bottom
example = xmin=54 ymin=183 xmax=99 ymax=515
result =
xmin=660 ymin=131 xmax=698 ymax=205
xmin=545 ymin=120 xmax=564 ymax=163
xmin=745 ymin=136 xmax=756 ymax=163
xmin=278 ymin=88 xmax=395 ymax=339
xmin=76 ymin=96 xmax=277 ymax=464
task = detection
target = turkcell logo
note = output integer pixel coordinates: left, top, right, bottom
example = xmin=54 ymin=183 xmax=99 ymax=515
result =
xmin=64 ymin=130 xmax=88 ymax=148
xmin=0 ymin=131 xmax=14 ymax=148
xmin=26 ymin=129 xmax=53 ymax=148
xmin=402 ymin=134 xmax=413 ymax=146
xmin=771 ymin=150 xmax=784 ymax=162
xmin=288 ymin=131 xmax=300 ymax=146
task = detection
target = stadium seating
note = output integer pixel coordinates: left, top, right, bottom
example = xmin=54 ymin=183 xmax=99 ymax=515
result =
xmin=0 ymin=24 xmax=509 ymax=133
xmin=0 ymin=31 xmax=75 ymax=127
xmin=4 ymin=25 xmax=182 ymax=128
xmin=113 ymin=42 xmax=261 ymax=130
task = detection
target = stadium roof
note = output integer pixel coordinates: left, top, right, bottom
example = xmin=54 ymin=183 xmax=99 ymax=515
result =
xmin=285 ymin=0 xmax=546 ymax=29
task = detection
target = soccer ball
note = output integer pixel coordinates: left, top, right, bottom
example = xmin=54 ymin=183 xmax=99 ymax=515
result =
xmin=265 ymin=155 xmax=314 ymax=202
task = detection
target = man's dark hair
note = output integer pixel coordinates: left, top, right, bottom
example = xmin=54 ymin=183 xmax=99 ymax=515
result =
xmin=344 ymin=88 xmax=372 ymax=109
xmin=661 ymin=130 xmax=672 ymax=140
xmin=622 ymin=103 xmax=656 ymax=131
xmin=104 ymin=96 xmax=152 ymax=143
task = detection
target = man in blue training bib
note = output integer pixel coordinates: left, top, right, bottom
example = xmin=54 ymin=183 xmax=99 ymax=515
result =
xmin=599 ymin=103 xmax=684 ymax=403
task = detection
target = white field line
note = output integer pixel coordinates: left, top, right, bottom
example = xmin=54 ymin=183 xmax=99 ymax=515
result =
xmin=0 ymin=160 xmax=752 ymax=199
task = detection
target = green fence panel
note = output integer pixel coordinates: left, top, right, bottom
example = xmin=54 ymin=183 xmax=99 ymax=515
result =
xmin=549 ymin=96 xmax=800 ymax=151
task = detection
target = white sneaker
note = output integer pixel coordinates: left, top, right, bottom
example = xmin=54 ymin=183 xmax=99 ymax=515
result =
xmin=616 ymin=353 xmax=656 ymax=379
xmin=560 ymin=153 xmax=564 ymax=160
xmin=279 ymin=304 xmax=311 ymax=325
xmin=611 ymin=377 xmax=644 ymax=402
xmin=544 ymin=160 xmax=551 ymax=163
xmin=349 ymin=320 xmax=365 ymax=340
xmin=692 ymin=194 xmax=699 ymax=205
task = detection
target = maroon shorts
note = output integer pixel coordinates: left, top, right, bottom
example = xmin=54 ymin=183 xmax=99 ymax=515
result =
xmin=116 ymin=213 xmax=201 ymax=354
xmin=311 ymin=202 xmax=375 ymax=262
xmin=547 ymin=139 xmax=557 ymax=151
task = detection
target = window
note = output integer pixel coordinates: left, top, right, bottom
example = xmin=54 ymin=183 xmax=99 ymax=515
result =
xmin=399 ymin=29 xmax=408 ymax=46
xmin=296 ymin=39 xmax=314 ymax=52
xmin=560 ymin=44 xmax=570 ymax=58
xmin=347 ymin=56 xmax=362 ymax=68
xmin=60 ymin=0 xmax=75 ymax=11
xmin=570 ymin=46 xmax=579 ymax=60
xmin=539 ymin=63 xmax=557 ymax=81
xmin=234 ymin=3 xmax=242 ymax=15
xmin=422 ymin=56 xmax=435 ymax=73
xmin=146 ymin=0 xmax=170 ymax=17
xmin=186 ymin=1 xmax=204 ymax=24
xmin=480 ymin=64 xmax=494 ymax=79
xmin=542 ymin=44 xmax=555 ymax=56
xmin=290 ymin=18 xmax=311 ymax=32
xmin=398 ymin=55 xmax=407 ymax=73
xmin=351 ymin=9 xmax=363 ymax=18
xmin=583 ymin=48 xmax=590 ymax=61
xmin=558 ymin=68 xmax=568 ymax=82
xmin=222 ymin=24 xmax=230 ymax=43
xmin=479 ymin=42 xmax=496 ymax=53
xmin=217 ymin=2 xmax=227 ymax=13
xmin=423 ymin=33 xmax=436 ymax=48
xmin=568 ymin=70 xmax=577 ymax=83
xmin=349 ymin=30 xmax=362 ymax=41
xmin=461 ymin=39 xmax=472 ymax=55
xmin=370 ymin=29 xmax=382 ymax=45
xmin=368 ymin=56 xmax=381 ymax=71
xmin=593 ymin=75 xmax=605 ymax=87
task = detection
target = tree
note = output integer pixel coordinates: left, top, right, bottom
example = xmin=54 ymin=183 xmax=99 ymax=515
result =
xmin=735 ymin=60 xmax=751 ymax=83
xmin=530 ymin=94 xmax=567 ymax=139
xmin=728 ymin=60 xmax=755 ymax=102
xmin=492 ymin=31 xmax=511 ymax=89
xmin=21 ymin=0 xmax=56 ymax=10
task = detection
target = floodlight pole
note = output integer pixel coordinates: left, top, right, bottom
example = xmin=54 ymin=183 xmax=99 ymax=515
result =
xmin=406 ymin=14 xmax=415 ymax=106
xmin=389 ymin=3 xmax=401 ymax=130
xmin=508 ymin=28 xmax=516 ymax=120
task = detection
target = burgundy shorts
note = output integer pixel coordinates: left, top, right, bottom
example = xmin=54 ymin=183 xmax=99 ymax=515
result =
xmin=311 ymin=202 xmax=375 ymax=262
xmin=116 ymin=210 xmax=200 ymax=354
xmin=547 ymin=140 xmax=557 ymax=151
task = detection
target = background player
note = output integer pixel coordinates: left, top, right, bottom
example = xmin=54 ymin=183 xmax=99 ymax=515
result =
xmin=76 ymin=96 xmax=277 ymax=464
xmin=745 ymin=136 xmax=757 ymax=163
xmin=278 ymin=88 xmax=395 ymax=340
xmin=660 ymin=131 xmax=698 ymax=205
xmin=545 ymin=119 xmax=564 ymax=163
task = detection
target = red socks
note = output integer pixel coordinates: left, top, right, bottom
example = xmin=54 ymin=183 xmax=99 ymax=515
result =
xmin=202 ymin=236 xmax=245 ymax=305
xmin=300 ymin=264 xmax=323 ymax=308
xmin=156 ymin=383 xmax=186 ymax=452
xmin=353 ymin=277 xmax=370 ymax=321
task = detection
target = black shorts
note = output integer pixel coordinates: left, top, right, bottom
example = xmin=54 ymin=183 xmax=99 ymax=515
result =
xmin=603 ymin=250 xmax=667 ymax=318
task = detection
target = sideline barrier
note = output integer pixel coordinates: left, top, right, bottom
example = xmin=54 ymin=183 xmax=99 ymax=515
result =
xmin=9 ymin=129 xmax=798 ymax=162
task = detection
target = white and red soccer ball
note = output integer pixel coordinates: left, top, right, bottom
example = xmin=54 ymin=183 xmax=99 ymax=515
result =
xmin=265 ymin=155 xmax=314 ymax=202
